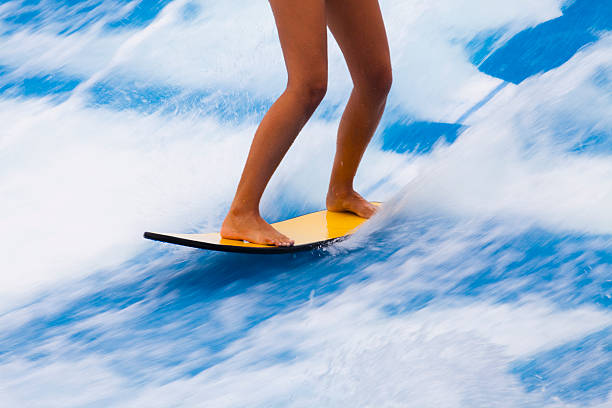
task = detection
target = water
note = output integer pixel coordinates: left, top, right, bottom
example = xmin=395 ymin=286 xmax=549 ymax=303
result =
xmin=1 ymin=0 xmax=611 ymax=406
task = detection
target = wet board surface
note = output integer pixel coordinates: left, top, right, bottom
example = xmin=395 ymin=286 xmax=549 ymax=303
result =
xmin=144 ymin=202 xmax=381 ymax=254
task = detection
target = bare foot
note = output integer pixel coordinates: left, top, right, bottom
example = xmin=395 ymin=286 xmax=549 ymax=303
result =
xmin=220 ymin=209 xmax=294 ymax=247
xmin=326 ymin=189 xmax=378 ymax=218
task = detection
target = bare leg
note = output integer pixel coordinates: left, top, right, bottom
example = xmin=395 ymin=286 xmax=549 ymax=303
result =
xmin=325 ymin=0 xmax=392 ymax=218
xmin=221 ymin=0 xmax=328 ymax=246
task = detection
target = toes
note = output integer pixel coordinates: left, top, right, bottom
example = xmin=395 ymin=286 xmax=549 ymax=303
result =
xmin=272 ymin=239 xmax=286 ymax=247
xmin=276 ymin=238 xmax=294 ymax=247
xmin=365 ymin=205 xmax=378 ymax=217
xmin=263 ymin=236 xmax=294 ymax=247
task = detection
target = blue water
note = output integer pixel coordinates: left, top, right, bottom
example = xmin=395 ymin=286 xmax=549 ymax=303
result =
xmin=1 ymin=0 xmax=611 ymax=406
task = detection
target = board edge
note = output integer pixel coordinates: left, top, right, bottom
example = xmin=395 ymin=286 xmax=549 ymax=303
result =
xmin=143 ymin=231 xmax=347 ymax=254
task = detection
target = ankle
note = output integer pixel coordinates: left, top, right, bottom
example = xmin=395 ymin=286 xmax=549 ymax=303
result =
xmin=228 ymin=205 xmax=259 ymax=218
xmin=327 ymin=185 xmax=355 ymax=200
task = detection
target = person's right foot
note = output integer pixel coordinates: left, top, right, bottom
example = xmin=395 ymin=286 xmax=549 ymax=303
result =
xmin=220 ymin=210 xmax=294 ymax=247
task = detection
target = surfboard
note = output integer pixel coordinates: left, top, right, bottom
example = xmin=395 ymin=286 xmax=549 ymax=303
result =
xmin=144 ymin=202 xmax=381 ymax=254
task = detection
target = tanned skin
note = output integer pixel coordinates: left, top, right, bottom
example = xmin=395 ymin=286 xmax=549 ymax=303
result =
xmin=221 ymin=0 xmax=392 ymax=246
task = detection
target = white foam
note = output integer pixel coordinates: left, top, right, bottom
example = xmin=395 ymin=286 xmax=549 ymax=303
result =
xmin=390 ymin=35 xmax=612 ymax=234
xmin=1 ymin=1 xmax=610 ymax=406
xmin=1 ymin=0 xmax=565 ymax=120
xmin=0 ymin=357 xmax=126 ymax=407
xmin=0 ymin=0 xmax=609 ymax=300
xmin=0 ymin=98 xmax=244 ymax=299
xmin=1 ymin=294 xmax=607 ymax=407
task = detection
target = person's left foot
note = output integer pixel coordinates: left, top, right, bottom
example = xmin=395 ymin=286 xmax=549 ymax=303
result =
xmin=326 ymin=189 xmax=378 ymax=218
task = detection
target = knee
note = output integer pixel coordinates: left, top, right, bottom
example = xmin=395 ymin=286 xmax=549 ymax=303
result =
xmin=288 ymin=74 xmax=328 ymax=112
xmin=302 ymin=79 xmax=328 ymax=109
xmin=360 ymin=63 xmax=393 ymax=99
xmin=378 ymin=65 xmax=393 ymax=96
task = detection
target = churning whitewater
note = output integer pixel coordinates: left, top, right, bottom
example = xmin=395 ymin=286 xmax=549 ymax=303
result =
xmin=0 ymin=0 xmax=611 ymax=406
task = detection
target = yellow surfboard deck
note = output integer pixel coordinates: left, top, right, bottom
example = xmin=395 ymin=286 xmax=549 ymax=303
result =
xmin=144 ymin=202 xmax=381 ymax=254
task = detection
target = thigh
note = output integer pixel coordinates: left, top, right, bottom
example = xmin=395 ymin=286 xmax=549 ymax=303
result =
xmin=325 ymin=0 xmax=391 ymax=84
xmin=269 ymin=0 xmax=328 ymax=85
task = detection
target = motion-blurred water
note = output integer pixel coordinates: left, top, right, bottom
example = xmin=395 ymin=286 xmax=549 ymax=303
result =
xmin=1 ymin=0 xmax=611 ymax=406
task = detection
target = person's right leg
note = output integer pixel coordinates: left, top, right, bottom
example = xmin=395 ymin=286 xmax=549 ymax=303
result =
xmin=221 ymin=0 xmax=328 ymax=246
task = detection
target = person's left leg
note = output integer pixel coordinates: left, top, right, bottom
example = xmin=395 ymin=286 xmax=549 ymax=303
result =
xmin=325 ymin=0 xmax=392 ymax=218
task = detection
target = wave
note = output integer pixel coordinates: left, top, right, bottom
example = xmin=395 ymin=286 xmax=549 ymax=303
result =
xmin=0 ymin=0 xmax=610 ymax=406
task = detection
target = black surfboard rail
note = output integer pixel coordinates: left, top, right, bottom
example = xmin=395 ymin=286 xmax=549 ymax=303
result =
xmin=143 ymin=231 xmax=347 ymax=254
